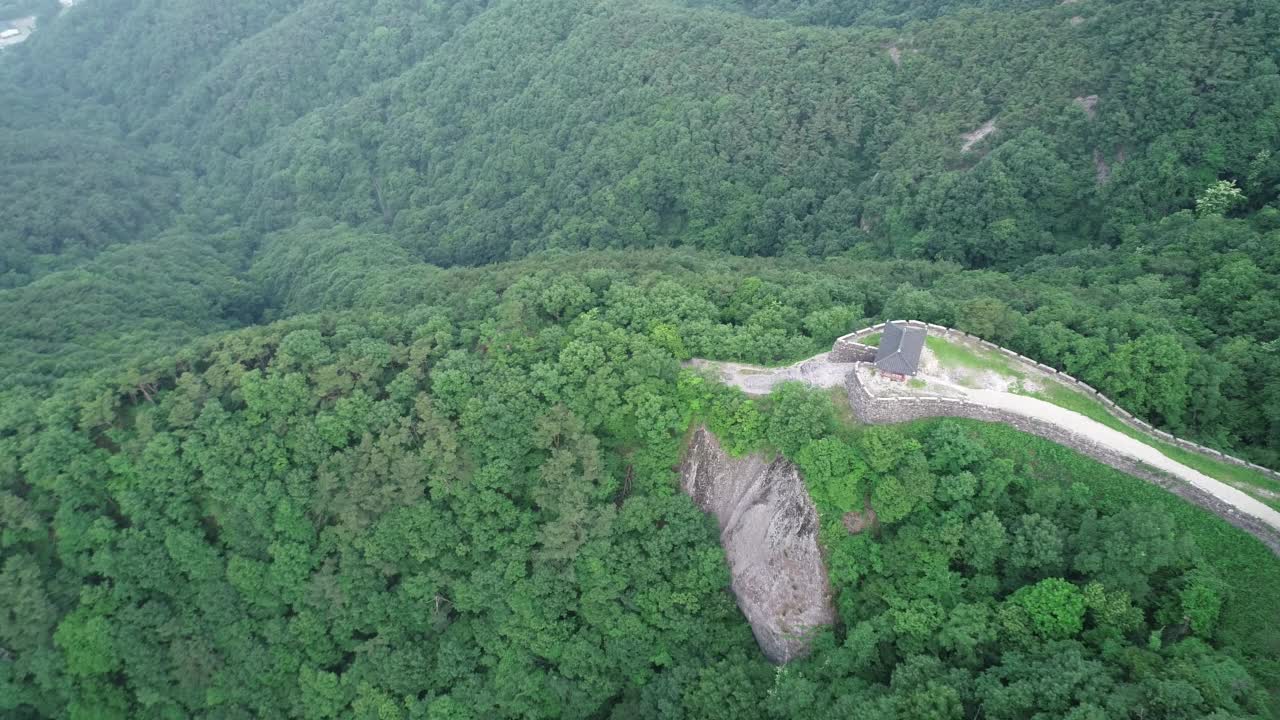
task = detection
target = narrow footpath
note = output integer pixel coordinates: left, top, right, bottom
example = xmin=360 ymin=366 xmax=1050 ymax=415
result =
xmin=968 ymin=388 xmax=1280 ymax=532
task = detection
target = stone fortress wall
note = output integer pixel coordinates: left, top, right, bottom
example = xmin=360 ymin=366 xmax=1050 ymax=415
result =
xmin=829 ymin=334 xmax=877 ymax=363
xmin=846 ymin=367 xmax=1280 ymax=553
xmin=836 ymin=321 xmax=1280 ymax=553
xmin=834 ymin=321 xmax=1280 ymax=484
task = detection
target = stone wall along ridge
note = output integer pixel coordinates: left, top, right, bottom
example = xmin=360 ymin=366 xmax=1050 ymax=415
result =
xmin=833 ymin=322 xmax=1280 ymax=484
xmin=844 ymin=368 xmax=1280 ymax=555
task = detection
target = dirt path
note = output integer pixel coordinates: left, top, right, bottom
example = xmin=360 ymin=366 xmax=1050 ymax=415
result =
xmin=691 ymin=356 xmax=1280 ymax=535
xmin=685 ymin=354 xmax=853 ymax=396
xmin=968 ymin=388 xmax=1280 ymax=531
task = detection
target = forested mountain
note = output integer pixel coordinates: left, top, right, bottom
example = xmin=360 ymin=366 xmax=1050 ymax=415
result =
xmin=0 ymin=129 xmax=180 ymax=287
xmin=6 ymin=243 xmax=1280 ymax=718
xmin=2 ymin=0 xmax=1277 ymax=460
xmin=682 ymin=0 xmax=1058 ymax=26
xmin=15 ymin=0 xmax=1280 ymax=268
xmin=194 ymin=0 xmax=1280 ymax=267
xmin=2 ymin=0 xmax=1280 ymax=716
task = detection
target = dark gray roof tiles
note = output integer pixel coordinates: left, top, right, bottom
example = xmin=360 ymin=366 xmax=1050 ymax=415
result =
xmin=874 ymin=323 xmax=925 ymax=376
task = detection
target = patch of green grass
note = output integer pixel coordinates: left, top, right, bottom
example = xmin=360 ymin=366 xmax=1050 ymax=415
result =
xmin=1026 ymin=383 xmax=1280 ymax=510
xmin=1161 ymin=444 xmax=1280 ymax=503
xmin=827 ymin=385 xmax=858 ymax=427
xmin=861 ymin=332 xmax=881 ymax=347
xmin=1029 ymin=382 xmax=1132 ymax=433
xmin=925 ymin=336 xmax=1022 ymax=378
xmin=908 ymin=378 xmax=926 ymax=389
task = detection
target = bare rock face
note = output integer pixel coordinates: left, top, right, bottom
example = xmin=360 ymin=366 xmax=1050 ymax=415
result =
xmin=1094 ymin=148 xmax=1112 ymax=185
xmin=679 ymin=427 xmax=836 ymax=663
xmin=961 ymin=119 xmax=997 ymax=153
xmin=1074 ymin=94 xmax=1099 ymax=119
xmin=843 ymin=506 xmax=877 ymax=534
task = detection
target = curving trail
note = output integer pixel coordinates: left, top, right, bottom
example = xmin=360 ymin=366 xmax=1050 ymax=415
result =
xmin=966 ymin=388 xmax=1280 ymax=532
xmin=688 ymin=355 xmax=1280 ymax=539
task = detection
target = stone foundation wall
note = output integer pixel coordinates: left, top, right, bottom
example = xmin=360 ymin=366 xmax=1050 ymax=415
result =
xmin=834 ymin=321 xmax=1280 ymax=484
xmin=845 ymin=370 xmax=1280 ymax=555
xmin=830 ymin=339 xmax=876 ymax=363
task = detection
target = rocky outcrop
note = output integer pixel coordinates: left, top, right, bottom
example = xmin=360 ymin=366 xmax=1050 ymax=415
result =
xmin=679 ymin=427 xmax=836 ymax=663
xmin=1075 ymin=94 xmax=1099 ymax=119
xmin=1094 ymin=148 xmax=1112 ymax=184
xmin=843 ymin=507 xmax=877 ymax=534
xmin=961 ymin=119 xmax=997 ymax=152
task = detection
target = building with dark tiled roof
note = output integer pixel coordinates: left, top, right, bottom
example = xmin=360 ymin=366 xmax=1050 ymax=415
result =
xmin=874 ymin=323 xmax=925 ymax=377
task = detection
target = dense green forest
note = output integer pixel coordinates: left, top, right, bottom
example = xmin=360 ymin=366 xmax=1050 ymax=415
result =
xmin=6 ymin=253 xmax=1280 ymax=718
xmin=2 ymin=0 xmax=1280 ymax=716
xmin=683 ymin=0 xmax=1060 ymax=26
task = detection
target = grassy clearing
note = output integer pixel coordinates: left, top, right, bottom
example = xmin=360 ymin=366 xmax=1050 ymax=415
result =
xmin=895 ymin=418 xmax=1280 ymax=711
xmin=925 ymin=335 xmax=1022 ymax=378
xmin=861 ymin=332 xmax=880 ymax=346
xmin=827 ymin=385 xmax=858 ymax=427
xmin=923 ymin=335 xmax=1280 ymax=509
xmin=1162 ymin=444 xmax=1280 ymax=503
xmin=1027 ymin=382 xmax=1280 ymax=510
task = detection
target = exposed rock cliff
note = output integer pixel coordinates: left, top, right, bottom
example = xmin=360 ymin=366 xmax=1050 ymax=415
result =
xmin=679 ymin=427 xmax=836 ymax=663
